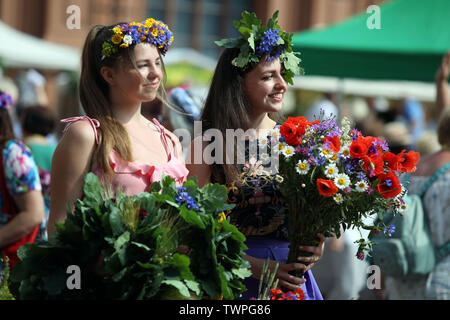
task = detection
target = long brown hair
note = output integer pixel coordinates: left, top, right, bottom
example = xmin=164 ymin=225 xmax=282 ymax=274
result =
xmin=79 ymin=24 xmax=169 ymax=175
xmin=201 ymin=48 xmax=282 ymax=184
xmin=0 ymin=108 xmax=15 ymax=146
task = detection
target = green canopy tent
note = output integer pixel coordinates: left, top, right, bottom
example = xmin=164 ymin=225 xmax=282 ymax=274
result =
xmin=292 ymin=0 xmax=450 ymax=82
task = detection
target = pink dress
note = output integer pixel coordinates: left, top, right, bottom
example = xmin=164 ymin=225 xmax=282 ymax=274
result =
xmin=61 ymin=116 xmax=189 ymax=195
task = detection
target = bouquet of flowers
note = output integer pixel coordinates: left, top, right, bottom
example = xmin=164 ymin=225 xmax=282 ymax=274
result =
xmin=10 ymin=173 xmax=251 ymax=300
xmin=268 ymin=114 xmax=419 ymax=277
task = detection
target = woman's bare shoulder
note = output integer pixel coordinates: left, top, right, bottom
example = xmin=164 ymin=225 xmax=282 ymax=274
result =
xmin=60 ymin=120 xmax=97 ymax=146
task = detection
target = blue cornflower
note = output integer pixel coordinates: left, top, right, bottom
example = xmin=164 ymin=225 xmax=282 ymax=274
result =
xmin=315 ymin=156 xmax=326 ymax=166
xmin=371 ymin=139 xmax=389 ymax=152
xmin=368 ymin=145 xmax=378 ymax=155
xmin=385 ymin=179 xmax=393 ymax=187
xmin=256 ymin=28 xmax=280 ymax=56
xmin=384 ymin=224 xmax=396 ymax=237
xmin=345 ymin=162 xmax=355 ymax=175
xmin=175 ymin=187 xmax=199 ymax=211
xmin=356 ymin=171 xmax=366 ymax=181
xmin=351 ymin=129 xmax=362 ymax=141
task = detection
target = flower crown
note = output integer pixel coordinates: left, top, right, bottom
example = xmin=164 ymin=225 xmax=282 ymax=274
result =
xmin=215 ymin=11 xmax=303 ymax=85
xmin=101 ymin=18 xmax=174 ymax=60
xmin=0 ymin=91 xmax=13 ymax=110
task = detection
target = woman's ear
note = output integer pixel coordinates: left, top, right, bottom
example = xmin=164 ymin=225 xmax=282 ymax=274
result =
xmin=100 ymin=66 xmax=115 ymax=86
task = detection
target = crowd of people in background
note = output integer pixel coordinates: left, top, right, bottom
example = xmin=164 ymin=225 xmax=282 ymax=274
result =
xmin=0 ymin=42 xmax=449 ymax=299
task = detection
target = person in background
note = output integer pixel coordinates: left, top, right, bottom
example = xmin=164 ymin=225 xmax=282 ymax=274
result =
xmin=20 ymin=105 xmax=57 ymax=241
xmin=382 ymin=121 xmax=413 ymax=154
xmin=306 ymin=92 xmax=339 ymax=122
xmin=398 ymin=97 xmax=425 ymax=146
xmin=384 ymin=109 xmax=450 ymax=300
xmin=435 ymin=51 xmax=450 ymax=120
xmin=0 ymin=90 xmax=45 ymax=272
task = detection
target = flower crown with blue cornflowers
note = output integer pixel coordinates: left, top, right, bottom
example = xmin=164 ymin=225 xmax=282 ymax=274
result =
xmin=0 ymin=91 xmax=13 ymax=110
xmin=101 ymin=18 xmax=174 ymax=60
xmin=215 ymin=11 xmax=303 ymax=85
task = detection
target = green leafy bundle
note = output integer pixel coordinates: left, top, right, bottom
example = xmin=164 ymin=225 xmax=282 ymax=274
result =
xmin=10 ymin=173 xmax=251 ymax=300
xmin=215 ymin=10 xmax=303 ymax=85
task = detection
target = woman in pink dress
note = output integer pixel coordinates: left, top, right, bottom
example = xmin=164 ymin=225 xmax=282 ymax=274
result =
xmin=48 ymin=18 xmax=188 ymax=237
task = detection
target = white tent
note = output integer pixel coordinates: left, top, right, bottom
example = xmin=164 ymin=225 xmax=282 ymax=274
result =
xmin=0 ymin=20 xmax=80 ymax=71
xmin=292 ymin=75 xmax=450 ymax=102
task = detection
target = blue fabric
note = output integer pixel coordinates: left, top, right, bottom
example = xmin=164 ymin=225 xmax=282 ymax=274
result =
xmin=403 ymin=98 xmax=425 ymax=143
xmin=240 ymin=237 xmax=323 ymax=300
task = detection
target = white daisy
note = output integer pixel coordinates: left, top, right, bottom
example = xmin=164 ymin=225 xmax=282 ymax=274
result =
xmin=260 ymin=152 xmax=270 ymax=164
xmin=397 ymin=202 xmax=407 ymax=214
xmin=334 ymin=173 xmax=351 ymax=190
xmin=329 ymin=153 xmax=339 ymax=163
xmin=269 ymin=128 xmax=281 ymax=140
xmin=258 ymin=136 xmax=269 ymax=148
xmin=340 ymin=145 xmax=351 ymax=158
xmin=123 ymin=35 xmax=133 ymax=45
xmin=333 ymin=193 xmax=344 ymax=204
xmin=272 ymin=143 xmax=286 ymax=154
xmin=324 ymin=164 xmax=338 ymax=179
xmin=320 ymin=147 xmax=333 ymax=159
xmin=355 ymin=180 xmax=369 ymax=192
xmin=275 ymin=174 xmax=284 ymax=183
xmin=296 ymin=160 xmax=310 ymax=175
xmin=281 ymin=145 xmax=295 ymax=158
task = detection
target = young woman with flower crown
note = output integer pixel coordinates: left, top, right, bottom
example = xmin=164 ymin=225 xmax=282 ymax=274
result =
xmin=48 ymin=18 xmax=188 ymax=236
xmin=187 ymin=11 xmax=324 ymax=299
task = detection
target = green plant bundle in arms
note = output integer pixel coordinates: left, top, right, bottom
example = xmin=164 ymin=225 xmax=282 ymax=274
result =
xmin=10 ymin=173 xmax=250 ymax=300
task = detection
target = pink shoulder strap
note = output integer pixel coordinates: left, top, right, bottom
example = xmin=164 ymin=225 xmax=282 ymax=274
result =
xmin=151 ymin=118 xmax=175 ymax=160
xmin=60 ymin=116 xmax=100 ymax=144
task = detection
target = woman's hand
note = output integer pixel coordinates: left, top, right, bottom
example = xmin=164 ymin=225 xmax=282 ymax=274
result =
xmin=244 ymin=255 xmax=307 ymax=292
xmin=296 ymin=233 xmax=326 ymax=273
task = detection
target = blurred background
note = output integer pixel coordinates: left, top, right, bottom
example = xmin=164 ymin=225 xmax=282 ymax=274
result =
xmin=1 ymin=0 xmax=449 ymax=300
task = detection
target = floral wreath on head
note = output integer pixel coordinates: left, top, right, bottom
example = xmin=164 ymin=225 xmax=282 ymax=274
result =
xmin=0 ymin=91 xmax=13 ymax=109
xmin=101 ymin=18 xmax=174 ymax=60
xmin=215 ymin=11 xmax=303 ymax=85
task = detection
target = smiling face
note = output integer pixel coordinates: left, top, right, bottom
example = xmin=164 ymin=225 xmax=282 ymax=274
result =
xmin=243 ymin=57 xmax=287 ymax=116
xmin=105 ymin=43 xmax=163 ymax=105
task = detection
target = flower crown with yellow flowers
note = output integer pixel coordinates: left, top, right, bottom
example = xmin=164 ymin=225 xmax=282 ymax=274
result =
xmin=101 ymin=18 xmax=174 ymax=60
xmin=0 ymin=91 xmax=13 ymax=110
xmin=215 ymin=11 xmax=303 ymax=85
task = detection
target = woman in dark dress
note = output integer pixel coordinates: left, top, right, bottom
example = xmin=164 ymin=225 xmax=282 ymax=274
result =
xmin=187 ymin=12 xmax=324 ymax=300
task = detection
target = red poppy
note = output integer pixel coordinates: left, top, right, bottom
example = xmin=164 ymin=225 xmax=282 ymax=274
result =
xmin=350 ymin=138 xmax=369 ymax=159
xmin=270 ymin=289 xmax=283 ymax=300
xmin=382 ymin=152 xmax=398 ymax=171
xmin=376 ymin=172 xmax=402 ymax=199
xmin=294 ymin=288 xmax=305 ymax=300
xmin=397 ymin=150 xmax=420 ymax=173
xmin=317 ymin=179 xmax=338 ymax=197
xmin=362 ymin=155 xmax=384 ymax=177
xmin=324 ymin=136 xmax=341 ymax=153
xmin=280 ymin=121 xmax=301 ymax=145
